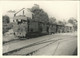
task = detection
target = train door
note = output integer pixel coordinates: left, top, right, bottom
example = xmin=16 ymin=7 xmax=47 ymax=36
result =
xmin=38 ymin=22 xmax=42 ymax=33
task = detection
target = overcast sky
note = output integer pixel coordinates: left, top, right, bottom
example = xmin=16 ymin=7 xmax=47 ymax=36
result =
xmin=0 ymin=1 xmax=78 ymax=21
xmin=1 ymin=0 xmax=79 ymax=1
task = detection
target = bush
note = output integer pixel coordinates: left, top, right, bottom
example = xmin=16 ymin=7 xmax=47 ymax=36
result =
xmin=3 ymin=23 xmax=13 ymax=34
xmin=2 ymin=15 xmax=10 ymax=23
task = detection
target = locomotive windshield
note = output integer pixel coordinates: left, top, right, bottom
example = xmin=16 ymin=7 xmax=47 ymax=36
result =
xmin=16 ymin=19 xmax=27 ymax=24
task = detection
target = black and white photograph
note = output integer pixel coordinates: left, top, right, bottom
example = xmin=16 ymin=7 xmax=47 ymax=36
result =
xmin=0 ymin=1 xmax=79 ymax=57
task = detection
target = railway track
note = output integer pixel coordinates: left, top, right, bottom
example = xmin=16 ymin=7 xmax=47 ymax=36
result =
xmin=3 ymin=38 xmax=62 ymax=55
xmin=3 ymin=34 xmax=60 ymax=54
xmin=4 ymin=37 xmax=75 ymax=55
xmin=3 ymin=39 xmax=19 ymax=45
xmin=3 ymin=34 xmax=49 ymax=45
xmin=3 ymin=33 xmax=67 ymax=45
xmin=3 ymin=33 xmax=76 ymax=55
xmin=3 ymin=33 xmax=75 ymax=45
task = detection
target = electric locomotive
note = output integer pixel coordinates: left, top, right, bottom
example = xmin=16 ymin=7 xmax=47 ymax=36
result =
xmin=13 ymin=8 xmax=52 ymax=38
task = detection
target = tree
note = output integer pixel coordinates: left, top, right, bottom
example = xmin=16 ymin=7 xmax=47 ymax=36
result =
xmin=31 ymin=4 xmax=39 ymax=12
xmin=30 ymin=4 xmax=49 ymax=22
xmin=57 ymin=21 xmax=64 ymax=25
xmin=49 ymin=17 xmax=56 ymax=24
xmin=68 ymin=17 xmax=77 ymax=25
xmin=3 ymin=15 xmax=10 ymax=23
xmin=68 ymin=17 xmax=77 ymax=31
xmin=63 ymin=19 xmax=67 ymax=25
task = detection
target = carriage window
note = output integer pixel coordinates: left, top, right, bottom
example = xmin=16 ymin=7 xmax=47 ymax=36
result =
xmin=16 ymin=19 xmax=18 ymax=22
xmin=16 ymin=19 xmax=22 ymax=24
xmin=22 ymin=19 xmax=27 ymax=23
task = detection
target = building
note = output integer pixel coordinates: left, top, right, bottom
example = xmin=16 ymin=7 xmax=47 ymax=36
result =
xmin=64 ymin=23 xmax=74 ymax=32
xmin=4 ymin=8 xmax=33 ymax=22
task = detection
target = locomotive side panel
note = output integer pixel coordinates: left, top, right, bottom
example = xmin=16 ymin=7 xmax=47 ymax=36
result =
xmin=28 ymin=21 xmax=39 ymax=33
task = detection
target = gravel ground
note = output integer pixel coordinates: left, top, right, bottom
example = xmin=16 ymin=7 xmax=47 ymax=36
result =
xmin=33 ymin=35 xmax=77 ymax=55
xmin=3 ymin=29 xmax=18 ymax=42
xmin=3 ymin=31 xmax=77 ymax=55
xmin=3 ymin=29 xmax=77 ymax=55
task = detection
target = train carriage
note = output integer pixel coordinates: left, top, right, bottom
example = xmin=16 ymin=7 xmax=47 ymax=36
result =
xmin=48 ymin=24 xmax=56 ymax=34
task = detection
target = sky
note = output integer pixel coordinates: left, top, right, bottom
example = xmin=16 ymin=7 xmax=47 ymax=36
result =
xmin=0 ymin=1 xmax=78 ymax=21
xmin=1 ymin=0 xmax=79 ymax=1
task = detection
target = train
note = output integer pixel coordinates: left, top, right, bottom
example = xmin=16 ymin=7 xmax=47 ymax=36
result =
xmin=13 ymin=8 xmax=73 ymax=39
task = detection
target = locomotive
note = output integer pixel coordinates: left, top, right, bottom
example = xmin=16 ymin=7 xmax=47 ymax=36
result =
xmin=13 ymin=8 xmax=73 ymax=39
